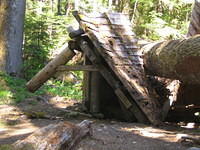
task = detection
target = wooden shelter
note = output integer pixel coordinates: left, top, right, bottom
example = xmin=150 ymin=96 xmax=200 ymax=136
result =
xmin=26 ymin=11 xmax=200 ymax=125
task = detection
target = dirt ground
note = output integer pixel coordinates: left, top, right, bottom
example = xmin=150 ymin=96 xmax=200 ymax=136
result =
xmin=0 ymin=95 xmax=200 ymax=150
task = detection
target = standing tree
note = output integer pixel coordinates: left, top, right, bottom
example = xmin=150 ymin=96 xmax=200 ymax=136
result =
xmin=187 ymin=0 xmax=200 ymax=37
xmin=0 ymin=0 xmax=26 ymax=76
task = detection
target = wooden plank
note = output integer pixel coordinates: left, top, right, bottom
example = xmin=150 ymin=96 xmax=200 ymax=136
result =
xmin=73 ymin=11 xmax=105 ymax=18
xmin=74 ymin=12 xmax=161 ymax=125
xmin=85 ymin=31 xmax=161 ymax=124
xmin=76 ymin=11 xmax=130 ymax=20
xmin=82 ymin=56 xmax=91 ymax=111
xmin=73 ymin=11 xmax=132 ymax=26
xmin=78 ymin=39 xmax=149 ymax=123
xmin=79 ymin=22 xmax=134 ymax=35
xmin=56 ymin=65 xmax=99 ymax=72
xmin=106 ymin=12 xmax=131 ymax=26
xmin=115 ymin=88 xmax=132 ymax=109
xmin=89 ymin=72 xmax=101 ymax=113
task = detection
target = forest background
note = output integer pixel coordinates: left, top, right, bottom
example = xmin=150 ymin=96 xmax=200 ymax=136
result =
xmin=0 ymin=0 xmax=194 ymax=104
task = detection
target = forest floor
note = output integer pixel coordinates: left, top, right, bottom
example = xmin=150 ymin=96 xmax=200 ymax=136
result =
xmin=0 ymin=95 xmax=200 ymax=150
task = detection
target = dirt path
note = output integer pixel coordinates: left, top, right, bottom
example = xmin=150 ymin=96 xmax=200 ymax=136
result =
xmin=0 ymin=96 xmax=199 ymax=150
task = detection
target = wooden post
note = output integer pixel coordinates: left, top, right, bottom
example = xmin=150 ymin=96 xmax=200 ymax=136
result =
xmin=89 ymin=71 xmax=101 ymax=114
xmin=26 ymin=44 xmax=76 ymax=92
xmin=83 ymin=56 xmax=92 ymax=111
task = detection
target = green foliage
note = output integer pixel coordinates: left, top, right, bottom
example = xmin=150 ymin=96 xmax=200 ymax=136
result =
xmin=23 ymin=0 xmax=75 ymax=80
xmin=0 ymin=145 xmax=13 ymax=150
xmin=23 ymin=1 xmax=51 ymax=80
xmin=0 ymin=71 xmax=82 ymax=104
xmin=44 ymin=79 xmax=83 ymax=101
xmin=0 ymin=72 xmax=37 ymax=104
xmin=132 ymin=0 xmax=192 ymax=40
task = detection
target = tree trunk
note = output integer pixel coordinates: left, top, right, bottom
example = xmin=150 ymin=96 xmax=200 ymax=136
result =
xmin=57 ymin=0 xmax=61 ymax=15
xmin=143 ymin=35 xmax=200 ymax=84
xmin=13 ymin=120 xmax=92 ymax=150
xmin=0 ymin=0 xmax=26 ymax=76
xmin=187 ymin=0 xmax=200 ymax=37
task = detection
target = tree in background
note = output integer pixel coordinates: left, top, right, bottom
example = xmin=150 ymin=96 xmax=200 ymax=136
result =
xmin=0 ymin=0 xmax=26 ymax=77
xmin=187 ymin=0 xmax=200 ymax=36
xmin=130 ymin=0 xmax=192 ymax=40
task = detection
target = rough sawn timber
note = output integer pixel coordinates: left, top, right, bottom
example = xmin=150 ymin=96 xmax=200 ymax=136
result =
xmin=73 ymin=11 xmax=161 ymax=125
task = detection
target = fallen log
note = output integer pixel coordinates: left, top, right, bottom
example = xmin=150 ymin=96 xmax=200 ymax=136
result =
xmin=143 ymin=35 xmax=200 ymax=84
xmin=13 ymin=120 xmax=93 ymax=150
xmin=26 ymin=44 xmax=76 ymax=92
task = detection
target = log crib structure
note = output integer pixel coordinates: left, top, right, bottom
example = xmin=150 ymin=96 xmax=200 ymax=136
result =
xmin=26 ymin=11 xmax=200 ymax=125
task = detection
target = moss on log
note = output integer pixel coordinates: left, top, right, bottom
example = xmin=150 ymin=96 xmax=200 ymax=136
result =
xmin=143 ymin=35 xmax=200 ymax=84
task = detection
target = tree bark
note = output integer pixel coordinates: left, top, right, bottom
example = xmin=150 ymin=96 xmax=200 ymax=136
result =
xmin=57 ymin=0 xmax=61 ymax=15
xmin=143 ymin=35 xmax=200 ymax=84
xmin=187 ymin=0 xmax=200 ymax=37
xmin=0 ymin=0 xmax=26 ymax=76
xmin=13 ymin=120 xmax=93 ymax=150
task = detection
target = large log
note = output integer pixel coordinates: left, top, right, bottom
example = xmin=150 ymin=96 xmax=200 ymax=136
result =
xmin=26 ymin=44 xmax=76 ymax=92
xmin=143 ymin=35 xmax=200 ymax=84
xmin=13 ymin=120 xmax=92 ymax=150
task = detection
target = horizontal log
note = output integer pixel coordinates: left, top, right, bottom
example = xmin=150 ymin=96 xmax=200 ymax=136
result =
xmin=56 ymin=65 xmax=99 ymax=71
xmin=143 ymin=35 xmax=200 ymax=84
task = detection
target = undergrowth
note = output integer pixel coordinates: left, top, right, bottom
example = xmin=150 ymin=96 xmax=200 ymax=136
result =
xmin=0 ymin=72 xmax=82 ymax=105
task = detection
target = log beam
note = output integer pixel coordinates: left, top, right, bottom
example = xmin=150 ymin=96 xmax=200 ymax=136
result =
xmin=26 ymin=44 xmax=76 ymax=92
xmin=56 ymin=65 xmax=99 ymax=72
xmin=143 ymin=35 xmax=200 ymax=84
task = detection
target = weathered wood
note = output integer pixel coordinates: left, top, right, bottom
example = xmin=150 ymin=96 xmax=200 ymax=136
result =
xmin=143 ymin=35 xmax=200 ymax=84
xmin=82 ymin=56 xmax=91 ymax=111
xmin=161 ymin=79 xmax=180 ymax=120
xmin=67 ymin=26 xmax=84 ymax=39
xmin=89 ymin=72 xmax=101 ymax=113
xmin=78 ymin=39 xmax=149 ymax=124
xmin=68 ymin=40 xmax=81 ymax=51
xmin=26 ymin=44 xmax=76 ymax=92
xmin=74 ymin=12 xmax=161 ymax=125
xmin=73 ymin=11 xmax=131 ymax=26
xmin=13 ymin=120 xmax=93 ymax=150
xmin=56 ymin=65 xmax=99 ymax=72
